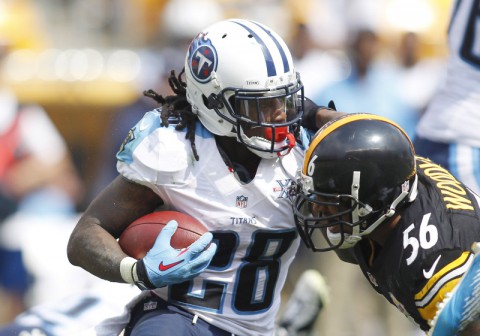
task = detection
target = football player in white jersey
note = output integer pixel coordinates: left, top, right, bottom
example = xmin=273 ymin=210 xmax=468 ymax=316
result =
xmin=67 ymin=19 xmax=337 ymax=336
xmin=414 ymin=0 xmax=480 ymax=194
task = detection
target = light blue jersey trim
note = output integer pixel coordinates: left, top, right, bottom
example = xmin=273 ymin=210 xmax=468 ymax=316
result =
xmin=473 ymin=147 xmax=480 ymax=189
xmin=297 ymin=127 xmax=313 ymax=151
xmin=195 ymin=121 xmax=214 ymax=139
xmin=449 ymin=144 xmax=459 ymax=178
xmin=116 ymin=110 xmax=162 ymax=164
xmin=449 ymin=144 xmax=480 ymax=193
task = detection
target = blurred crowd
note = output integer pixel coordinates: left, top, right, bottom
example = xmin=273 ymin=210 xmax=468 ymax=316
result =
xmin=0 ymin=0 xmax=452 ymax=335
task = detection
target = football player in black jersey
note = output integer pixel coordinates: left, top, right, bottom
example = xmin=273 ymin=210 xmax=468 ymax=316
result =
xmin=293 ymin=113 xmax=480 ymax=336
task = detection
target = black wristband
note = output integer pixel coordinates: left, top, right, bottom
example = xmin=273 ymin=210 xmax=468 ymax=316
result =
xmin=134 ymin=259 xmax=157 ymax=290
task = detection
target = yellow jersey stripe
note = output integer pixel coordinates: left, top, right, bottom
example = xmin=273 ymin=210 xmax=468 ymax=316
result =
xmin=414 ymin=253 xmax=473 ymax=321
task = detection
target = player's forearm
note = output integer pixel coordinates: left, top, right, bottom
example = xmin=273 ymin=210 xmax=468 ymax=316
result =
xmin=315 ymin=108 xmax=346 ymax=129
xmin=67 ymin=217 xmax=127 ymax=283
xmin=302 ymin=98 xmax=345 ymax=131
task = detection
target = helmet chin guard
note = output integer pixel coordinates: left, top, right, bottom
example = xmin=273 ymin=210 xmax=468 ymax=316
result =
xmin=239 ymin=128 xmax=297 ymax=159
xmin=326 ymin=230 xmax=361 ymax=250
xmin=184 ymin=19 xmax=304 ymax=158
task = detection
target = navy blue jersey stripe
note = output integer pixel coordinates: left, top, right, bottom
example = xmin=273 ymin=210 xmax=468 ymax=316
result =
xmin=231 ymin=20 xmax=277 ymax=76
xmin=250 ymin=21 xmax=290 ymax=73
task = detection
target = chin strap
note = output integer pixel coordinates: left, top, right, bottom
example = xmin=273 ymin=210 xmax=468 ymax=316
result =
xmin=238 ymin=125 xmax=297 ymax=159
xmin=277 ymin=133 xmax=296 ymax=157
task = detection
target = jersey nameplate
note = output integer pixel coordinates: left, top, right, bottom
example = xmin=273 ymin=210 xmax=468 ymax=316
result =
xmin=417 ymin=157 xmax=473 ymax=211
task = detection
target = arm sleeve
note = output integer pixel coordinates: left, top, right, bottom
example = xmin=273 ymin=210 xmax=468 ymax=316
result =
xmin=301 ymin=97 xmax=336 ymax=132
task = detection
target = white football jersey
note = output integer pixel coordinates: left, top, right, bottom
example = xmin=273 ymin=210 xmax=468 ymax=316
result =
xmin=416 ymin=0 xmax=480 ymax=146
xmin=115 ymin=110 xmax=307 ymax=336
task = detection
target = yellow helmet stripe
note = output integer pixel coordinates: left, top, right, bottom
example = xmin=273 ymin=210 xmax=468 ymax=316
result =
xmin=303 ymin=113 xmax=411 ymax=174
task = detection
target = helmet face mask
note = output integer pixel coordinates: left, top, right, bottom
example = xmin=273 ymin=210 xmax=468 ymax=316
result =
xmin=294 ymin=173 xmax=373 ymax=251
xmin=222 ymin=83 xmax=304 ymax=156
xmin=184 ymin=19 xmax=304 ymax=159
xmin=293 ymin=114 xmax=417 ymax=252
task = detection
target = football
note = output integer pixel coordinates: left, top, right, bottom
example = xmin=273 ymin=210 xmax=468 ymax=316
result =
xmin=118 ymin=210 xmax=208 ymax=259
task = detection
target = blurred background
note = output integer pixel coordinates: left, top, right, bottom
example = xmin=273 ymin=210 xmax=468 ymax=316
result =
xmin=0 ymin=0 xmax=452 ymax=207
xmin=0 ymin=0 xmax=453 ymax=335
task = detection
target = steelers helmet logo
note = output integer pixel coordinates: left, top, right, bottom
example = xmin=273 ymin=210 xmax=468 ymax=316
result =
xmin=188 ymin=34 xmax=218 ymax=83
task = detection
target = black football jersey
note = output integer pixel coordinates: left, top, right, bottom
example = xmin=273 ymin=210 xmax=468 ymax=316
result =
xmin=352 ymin=156 xmax=480 ymax=331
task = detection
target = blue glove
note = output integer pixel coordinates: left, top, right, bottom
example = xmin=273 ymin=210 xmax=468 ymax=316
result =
xmin=428 ymin=243 xmax=480 ymax=336
xmin=134 ymin=220 xmax=217 ymax=289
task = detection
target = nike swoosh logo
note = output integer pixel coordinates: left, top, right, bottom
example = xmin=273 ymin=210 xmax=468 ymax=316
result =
xmin=159 ymin=260 xmax=184 ymax=271
xmin=423 ymin=255 xmax=442 ymax=279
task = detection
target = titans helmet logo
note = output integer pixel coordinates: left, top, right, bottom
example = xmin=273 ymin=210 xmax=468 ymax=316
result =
xmin=187 ymin=33 xmax=218 ymax=83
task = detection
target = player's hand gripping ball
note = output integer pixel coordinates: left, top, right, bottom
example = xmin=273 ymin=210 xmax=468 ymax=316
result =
xmin=119 ymin=211 xmax=209 ymax=259
xmin=120 ymin=211 xmax=217 ymax=289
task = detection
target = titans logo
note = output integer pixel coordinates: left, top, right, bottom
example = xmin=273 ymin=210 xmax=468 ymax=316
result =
xmin=187 ymin=33 xmax=218 ymax=83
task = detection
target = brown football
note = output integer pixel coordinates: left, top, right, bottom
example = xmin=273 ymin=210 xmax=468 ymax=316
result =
xmin=118 ymin=210 xmax=208 ymax=259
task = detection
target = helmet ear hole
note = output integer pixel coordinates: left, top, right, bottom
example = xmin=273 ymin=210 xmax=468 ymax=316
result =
xmin=205 ymin=94 xmax=222 ymax=109
xmin=203 ymin=95 xmax=213 ymax=109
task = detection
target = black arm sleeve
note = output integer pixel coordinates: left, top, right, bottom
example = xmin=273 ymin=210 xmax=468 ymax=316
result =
xmin=301 ymin=98 xmax=336 ymax=132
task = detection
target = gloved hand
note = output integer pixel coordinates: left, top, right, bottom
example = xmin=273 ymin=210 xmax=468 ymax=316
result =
xmin=134 ymin=220 xmax=217 ymax=289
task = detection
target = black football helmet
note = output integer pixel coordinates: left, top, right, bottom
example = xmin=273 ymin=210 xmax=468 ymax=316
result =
xmin=293 ymin=113 xmax=417 ymax=252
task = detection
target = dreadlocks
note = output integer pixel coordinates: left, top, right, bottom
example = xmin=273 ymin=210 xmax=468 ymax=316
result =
xmin=143 ymin=68 xmax=200 ymax=161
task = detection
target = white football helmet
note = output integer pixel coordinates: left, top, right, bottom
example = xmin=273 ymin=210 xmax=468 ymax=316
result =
xmin=184 ymin=19 xmax=304 ymax=159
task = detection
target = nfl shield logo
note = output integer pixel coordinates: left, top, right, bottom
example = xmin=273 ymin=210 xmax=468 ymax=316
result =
xmin=236 ymin=195 xmax=248 ymax=208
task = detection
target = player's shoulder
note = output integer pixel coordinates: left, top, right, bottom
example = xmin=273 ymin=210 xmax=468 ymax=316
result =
xmin=127 ymin=109 xmax=163 ymax=140
xmin=116 ymin=111 xmax=216 ymax=181
xmin=415 ymin=156 xmax=480 ymax=216
xmin=412 ymin=247 xmax=473 ymax=323
xmin=117 ymin=110 xmax=184 ymax=162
